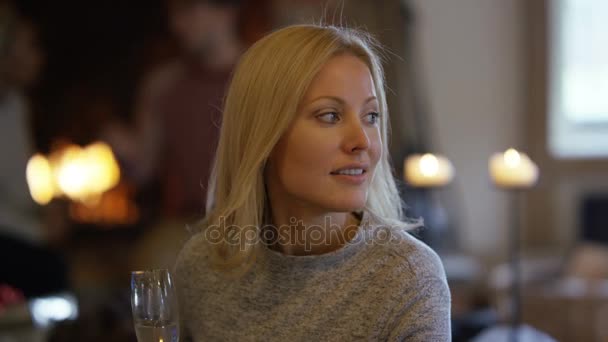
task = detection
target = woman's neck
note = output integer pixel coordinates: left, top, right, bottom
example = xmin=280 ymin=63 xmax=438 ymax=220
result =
xmin=268 ymin=210 xmax=361 ymax=256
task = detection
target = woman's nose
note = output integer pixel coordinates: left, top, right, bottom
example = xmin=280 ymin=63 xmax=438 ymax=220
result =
xmin=343 ymin=116 xmax=370 ymax=153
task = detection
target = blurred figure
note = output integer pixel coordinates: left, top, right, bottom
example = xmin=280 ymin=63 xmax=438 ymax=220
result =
xmin=0 ymin=3 xmax=44 ymax=243
xmin=103 ymin=0 xmax=245 ymax=268
xmin=106 ymin=0 xmax=243 ymax=218
xmin=0 ymin=2 xmax=68 ymax=298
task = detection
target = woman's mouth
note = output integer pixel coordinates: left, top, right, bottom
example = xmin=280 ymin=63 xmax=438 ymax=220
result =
xmin=330 ymin=168 xmax=368 ymax=184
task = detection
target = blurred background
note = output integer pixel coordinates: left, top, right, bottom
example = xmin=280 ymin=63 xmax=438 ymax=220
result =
xmin=1 ymin=0 xmax=607 ymax=341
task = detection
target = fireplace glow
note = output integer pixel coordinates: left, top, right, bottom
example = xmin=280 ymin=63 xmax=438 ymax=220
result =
xmin=26 ymin=141 xmax=120 ymax=203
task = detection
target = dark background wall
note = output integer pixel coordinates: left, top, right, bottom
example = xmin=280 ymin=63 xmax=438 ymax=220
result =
xmin=18 ymin=0 xmax=169 ymax=151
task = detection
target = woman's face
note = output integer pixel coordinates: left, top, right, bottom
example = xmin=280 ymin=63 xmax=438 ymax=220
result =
xmin=265 ymin=53 xmax=382 ymax=215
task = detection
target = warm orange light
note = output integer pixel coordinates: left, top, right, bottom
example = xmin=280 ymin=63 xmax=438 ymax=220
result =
xmin=27 ymin=141 xmax=121 ymax=204
xmin=84 ymin=142 xmax=120 ymax=195
xmin=68 ymin=182 xmax=139 ymax=225
xmin=26 ymin=154 xmax=54 ymax=205
xmin=404 ymin=154 xmax=454 ymax=187
xmin=489 ymin=148 xmax=539 ymax=188
xmin=56 ymin=145 xmax=89 ymax=199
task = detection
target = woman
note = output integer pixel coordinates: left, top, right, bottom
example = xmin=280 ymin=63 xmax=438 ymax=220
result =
xmin=174 ymin=24 xmax=451 ymax=341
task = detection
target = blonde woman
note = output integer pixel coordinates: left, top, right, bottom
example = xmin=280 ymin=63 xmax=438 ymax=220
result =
xmin=174 ymin=24 xmax=451 ymax=341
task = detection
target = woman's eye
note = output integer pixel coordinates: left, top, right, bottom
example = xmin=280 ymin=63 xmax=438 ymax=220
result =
xmin=318 ymin=112 xmax=340 ymax=123
xmin=365 ymin=112 xmax=380 ymax=124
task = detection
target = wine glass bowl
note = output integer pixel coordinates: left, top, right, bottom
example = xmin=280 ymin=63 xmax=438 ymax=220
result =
xmin=131 ymin=269 xmax=179 ymax=342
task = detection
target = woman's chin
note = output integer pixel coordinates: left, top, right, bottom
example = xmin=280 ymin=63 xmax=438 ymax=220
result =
xmin=324 ymin=200 xmax=366 ymax=213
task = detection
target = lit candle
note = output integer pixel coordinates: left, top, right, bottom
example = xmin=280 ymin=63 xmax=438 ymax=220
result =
xmin=27 ymin=141 xmax=121 ymax=204
xmin=26 ymin=154 xmax=55 ymax=205
xmin=404 ymin=153 xmax=454 ymax=187
xmin=489 ymin=148 xmax=539 ymax=189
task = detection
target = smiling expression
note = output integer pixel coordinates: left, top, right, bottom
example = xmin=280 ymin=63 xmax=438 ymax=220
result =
xmin=265 ymin=53 xmax=382 ymax=215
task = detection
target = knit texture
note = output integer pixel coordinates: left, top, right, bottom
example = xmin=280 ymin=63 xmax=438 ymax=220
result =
xmin=174 ymin=210 xmax=451 ymax=341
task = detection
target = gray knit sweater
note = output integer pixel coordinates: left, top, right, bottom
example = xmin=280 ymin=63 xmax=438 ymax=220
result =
xmin=174 ymin=211 xmax=451 ymax=341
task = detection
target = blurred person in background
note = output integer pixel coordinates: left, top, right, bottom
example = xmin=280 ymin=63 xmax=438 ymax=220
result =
xmin=102 ymin=0 xmax=247 ymax=269
xmin=0 ymin=1 xmax=68 ymax=298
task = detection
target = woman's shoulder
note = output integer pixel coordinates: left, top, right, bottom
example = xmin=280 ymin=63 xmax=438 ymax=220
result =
xmin=173 ymin=231 xmax=213 ymax=278
xmin=364 ymin=212 xmax=447 ymax=282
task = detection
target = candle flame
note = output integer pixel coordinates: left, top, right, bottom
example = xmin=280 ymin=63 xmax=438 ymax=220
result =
xmin=490 ymin=148 xmax=539 ymax=188
xmin=504 ymin=148 xmax=521 ymax=168
xmin=405 ymin=153 xmax=454 ymax=187
xmin=27 ymin=141 xmax=120 ymax=204
xmin=26 ymin=154 xmax=54 ymax=205
xmin=419 ymin=154 xmax=440 ymax=177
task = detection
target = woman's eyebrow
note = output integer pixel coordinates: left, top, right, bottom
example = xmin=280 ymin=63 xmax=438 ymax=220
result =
xmin=307 ymin=95 xmax=378 ymax=105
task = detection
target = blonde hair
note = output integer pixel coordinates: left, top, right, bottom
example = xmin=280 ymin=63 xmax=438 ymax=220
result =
xmin=202 ymin=24 xmax=403 ymax=271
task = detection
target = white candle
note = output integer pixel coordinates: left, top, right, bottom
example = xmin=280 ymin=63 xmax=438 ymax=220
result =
xmin=404 ymin=153 xmax=454 ymax=187
xmin=489 ymin=148 xmax=539 ymax=189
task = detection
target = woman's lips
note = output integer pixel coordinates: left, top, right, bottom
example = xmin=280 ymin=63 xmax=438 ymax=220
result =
xmin=330 ymin=170 xmax=367 ymax=185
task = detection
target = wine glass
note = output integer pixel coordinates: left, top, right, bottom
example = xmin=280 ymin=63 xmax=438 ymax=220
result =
xmin=131 ymin=269 xmax=180 ymax=342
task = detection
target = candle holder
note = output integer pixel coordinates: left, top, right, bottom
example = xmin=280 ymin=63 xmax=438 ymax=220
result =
xmin=507 ymin=189 xmax=523 ymax=342
xmin=404 ymin=154 xmax=454 ymax=250
xmin=488 ymin=148 xmax=539 ymax=342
